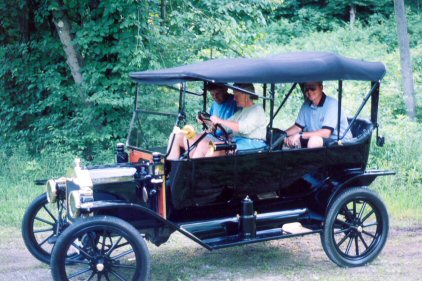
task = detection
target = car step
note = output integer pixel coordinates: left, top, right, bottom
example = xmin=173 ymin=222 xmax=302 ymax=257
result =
xmin=180 ymin=208 xmax=309 ymax=240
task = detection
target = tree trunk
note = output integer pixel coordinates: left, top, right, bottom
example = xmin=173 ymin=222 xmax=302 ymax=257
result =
xmin=51 ymin=2 xmax=86 ymax=101
xmin=160 ymin=0 xmax=166 ymax=28
xmin=394 ymin=0 xmax=417 ymax=120
xmin=349 ymin=5 xmax=356 ymax=31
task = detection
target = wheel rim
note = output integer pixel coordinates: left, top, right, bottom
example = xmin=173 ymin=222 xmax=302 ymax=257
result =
xmin=61 ymin=226 xmax=140 ymax=280
xmin=29 ymin=198 xmax=67 ymax=256
xmin=332 ymin=198 xmax=384 ymax=260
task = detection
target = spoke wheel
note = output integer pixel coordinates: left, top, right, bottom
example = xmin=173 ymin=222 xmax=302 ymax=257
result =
xmin=51 ymin=216 xmax=150 ymax=281
xmin=22 ymin=193 xmax=67 ymax=264
xmin=321 ymin=187 xmax=389 ymax=267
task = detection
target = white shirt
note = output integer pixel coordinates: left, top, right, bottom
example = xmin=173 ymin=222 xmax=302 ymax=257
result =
xmin=228 ymin=104 xmax=267 ymax=140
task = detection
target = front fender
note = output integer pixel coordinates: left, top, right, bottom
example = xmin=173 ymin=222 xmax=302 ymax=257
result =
xmin=79 ymin=200 xmax=212 ymax=250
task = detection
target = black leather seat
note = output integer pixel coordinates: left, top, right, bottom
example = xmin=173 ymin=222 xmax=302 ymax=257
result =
xmin=235 ymin=128 xmax=286 ymax=155
xmin=328 ymin=118 xmax=374 ymax=146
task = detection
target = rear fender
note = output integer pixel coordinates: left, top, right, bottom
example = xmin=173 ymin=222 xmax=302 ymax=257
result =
xmin=326 ymin=169 xmax=395 ymax=214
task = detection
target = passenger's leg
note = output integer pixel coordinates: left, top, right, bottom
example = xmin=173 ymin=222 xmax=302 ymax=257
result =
xmin=166 ymin=132 xmax=186 ymax=160
xmin=307 ymin=136 xmax=323 ymax=148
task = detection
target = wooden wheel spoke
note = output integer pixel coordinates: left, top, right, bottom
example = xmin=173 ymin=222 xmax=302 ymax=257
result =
xmin=101 ymin=231 xmax=107 ymax=252
xmin=363 ymin=222 xmax=378 ymax=228
xmin=33 ymin=228 xmax=54 ymax=234
xmin=336 ymin=231 xmax=352 ymax=247
xmin=38 ymin=233 xmax=54 ymax=246
xmin=341 ymin=206 xmax=355 ymax=221
xmin=358 ymin=233 xmax=369 ymax=250
xmin=352 ymin=201 xmax=357 ymax=217
xmin=65 ymin=258 xmax=90 ymax=265
xmin=34 ymin=216 xmax=55 ymax=226
xmin=42 ymin=205 xmax=57 ymax=222
xmin=86 ymin=271 xmax=96 ymax=281
xmin=109 ymin=269 xmax=129 ymax=281
xmin=111 ymin=249 xmax=134 ymax=261
xmin=345 ymin=236 xmax=353 ymax=255
xmin=71 ymin=242 xmax=94 ymax=259
xmin=334 ymin=218 xmax=351 ymax=228
xmin=68 ymin=267 xmax=92 ymax=279
xmin=111 ymin=263 xmax=136 ymax=270
xmin=357 ymin=202 xmax=367 ymax=221
xmin=354 ymin=236 xmax=360 ymax=256
xmin=361 ymin=209 xmax=375 ymax=224
xmin=362 ymin=230 xmax=376 ymax=239
xmin=104 ymin=272 xmax=111 ymax=281
xmin=105 ymin=236 xmax=123 ymax=257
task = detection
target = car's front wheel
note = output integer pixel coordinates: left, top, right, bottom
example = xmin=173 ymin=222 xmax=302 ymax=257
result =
xmin=321 ymin=187 xmax=389 ymax=267
xmin=22 ymin=193 xmax=67 ymax=264
xmin=51 ymin=216 xmax=150 ymax=281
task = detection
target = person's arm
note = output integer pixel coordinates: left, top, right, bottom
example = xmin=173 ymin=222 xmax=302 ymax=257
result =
xmin=210 ymin=116 xmax=240 ymax=132
xmin=301 ymin=129 xmax=331 ymax=139
xmin=284 ymin=124 xmax=302 ymax=147
xmin=284 ymin=104 xmax=305 ymax=147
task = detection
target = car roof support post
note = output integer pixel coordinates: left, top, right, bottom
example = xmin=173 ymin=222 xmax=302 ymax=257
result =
xmin=263 ymin=83 xmax=267 ymax=111
xmin=341 ymin=81 xmax=379 ymax=139
xmin=176 ymin=82 xmax=187 ymax=127
xmin=272 ymin=83 xmax=297 ymax=122
xmin=268 ymin=84 xmax=275 ymax=147
xmin=370 ymin=81 xmax=380 ymax=125
xmin=135 ymin=84 xmax=140 ymax=110
xmin=337 ymin=80 xmax=343 ymax=141
xmin=203 ymin=81 xmax=207 ymax=112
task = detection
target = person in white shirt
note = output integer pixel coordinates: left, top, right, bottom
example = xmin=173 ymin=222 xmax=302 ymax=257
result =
xmin=193 ymin=83 xmax=267 ymax=158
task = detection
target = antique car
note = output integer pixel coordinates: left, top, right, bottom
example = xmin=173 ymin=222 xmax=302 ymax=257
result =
xmin=22 ymin=52 xmax=395 ymax=280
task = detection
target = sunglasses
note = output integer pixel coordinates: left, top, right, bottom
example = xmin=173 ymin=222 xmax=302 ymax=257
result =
xmin=304 ymin=85 xmax=318 ymax=92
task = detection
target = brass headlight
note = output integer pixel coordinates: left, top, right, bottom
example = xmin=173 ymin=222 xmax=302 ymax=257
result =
xmin=68 ymin=191 xmax=81 ymax=219
xmin=46 ymin=179 xmax=57 ymax=203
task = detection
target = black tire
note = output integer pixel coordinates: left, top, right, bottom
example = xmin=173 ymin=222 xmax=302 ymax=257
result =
xmin=321 ymin=187 xmax=389 ymax=267
xmin=22 ymin=193 xmax=67 ymax=264
xmin=51 ymin=216 xmax=151 ymax=281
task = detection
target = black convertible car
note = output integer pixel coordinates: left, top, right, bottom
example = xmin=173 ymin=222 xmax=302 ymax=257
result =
xmin=22 ymin=52 xmax=394 ymax=281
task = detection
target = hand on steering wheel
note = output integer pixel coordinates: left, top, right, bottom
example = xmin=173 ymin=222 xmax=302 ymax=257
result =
xmin=197 ymin=111 xmax=213 ymax=131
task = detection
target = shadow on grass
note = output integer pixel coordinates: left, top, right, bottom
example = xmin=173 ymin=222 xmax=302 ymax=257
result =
xmin=149 ymin=233 xmax=331 ymax=281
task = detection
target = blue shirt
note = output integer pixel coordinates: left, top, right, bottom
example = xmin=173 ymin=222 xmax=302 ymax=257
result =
xmin=295 ymin=94 xmax=352 ymax=141
xmin=210 ymin=95 xmax=238 ymax=120
xmin=210 ymin=95 xmax=238 ymax=137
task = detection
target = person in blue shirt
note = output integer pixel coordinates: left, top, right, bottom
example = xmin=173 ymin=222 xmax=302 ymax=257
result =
xmin=208 ymin=83 xmax=238 ymax=121
xmin=284 ymin=81 xmax=352 ymax=148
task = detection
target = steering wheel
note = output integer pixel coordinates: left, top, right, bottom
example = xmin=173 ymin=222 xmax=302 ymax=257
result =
xmin=197 ymin=111 xmax=230 ymax=141
xmin=197 ymin=111 xmax=212 ymax=130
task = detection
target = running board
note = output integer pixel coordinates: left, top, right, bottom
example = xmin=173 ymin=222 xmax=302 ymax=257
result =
xmin=180 ymin=208 xmax=309 ymax=240
xmin=204 ymin=227 xmax=321 ymax=250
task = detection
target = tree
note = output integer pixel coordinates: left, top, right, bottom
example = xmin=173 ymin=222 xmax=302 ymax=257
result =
xmin=51 ymin=0 xmax=86 ymax=101
xmin=394 ymin=0 xmax=417 ymax=120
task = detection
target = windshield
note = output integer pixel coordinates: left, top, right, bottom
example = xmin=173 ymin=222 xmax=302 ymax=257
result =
xmin=126 ymin=83 xmax=204 ymax=153
xmin=127 ymin=109 xmax=177 ymax=153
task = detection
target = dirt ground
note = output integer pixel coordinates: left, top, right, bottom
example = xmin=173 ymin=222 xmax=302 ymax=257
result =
xmin=0 ymin=220 xmax=421 ymax=281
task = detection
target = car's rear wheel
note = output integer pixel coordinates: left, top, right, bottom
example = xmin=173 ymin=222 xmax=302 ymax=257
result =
xmin=51 ymin=216 xmax=150 ymax=281
xmin=22 ymin=193 xmax=67 ymax=264
xmin=321 ymin=187 xmax=389 ymax=267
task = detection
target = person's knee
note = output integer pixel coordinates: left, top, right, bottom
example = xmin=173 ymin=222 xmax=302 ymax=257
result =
xmin=307 ymin=136 xmax=323 ymax=148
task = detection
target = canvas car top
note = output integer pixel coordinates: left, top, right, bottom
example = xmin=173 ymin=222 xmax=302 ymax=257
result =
xmin=129 ymin=52 xmax=386 ymax=85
